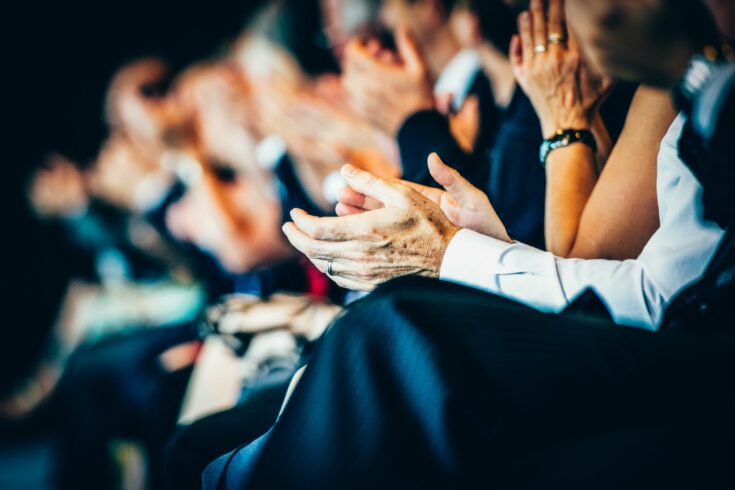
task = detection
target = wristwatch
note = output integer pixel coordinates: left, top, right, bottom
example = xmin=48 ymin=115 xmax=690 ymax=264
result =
xmin=539 ymin=129 xmax=597 ymax=167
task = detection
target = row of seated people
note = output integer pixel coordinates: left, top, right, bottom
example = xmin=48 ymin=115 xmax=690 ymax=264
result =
xmin=2 ymin=0 xmax=734 ymax=488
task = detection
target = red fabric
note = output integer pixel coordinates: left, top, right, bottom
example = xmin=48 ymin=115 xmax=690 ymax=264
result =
xmin=302 ymin=258 xmax=330 ymax=299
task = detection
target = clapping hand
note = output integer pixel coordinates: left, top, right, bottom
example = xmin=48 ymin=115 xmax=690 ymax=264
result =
xmin=343 ymin=27 xmax=435 ymax=136
xmin=510 ymin=0 xmax=612 ymax=139
xmin=338 ymin=153 xmax=511 ymax=243
xmin=282 ymin=164 xmax=460 ymax=291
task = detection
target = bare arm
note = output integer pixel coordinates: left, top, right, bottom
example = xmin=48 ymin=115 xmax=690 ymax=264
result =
xmin=545 ymin=86 xmax=676 ymax=259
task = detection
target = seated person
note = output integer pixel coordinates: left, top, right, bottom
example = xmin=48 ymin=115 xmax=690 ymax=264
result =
xmin=208 ymin=1 xmax=735 ymax=488
xmin=344 ymin=0 xmax=634 ymax=248
xmin=283 ymin=0 xmax=724 ymax=330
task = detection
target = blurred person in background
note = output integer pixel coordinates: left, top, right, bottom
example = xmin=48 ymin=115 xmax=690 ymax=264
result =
xmin=284 ymin=0 xmax=716 ymax=330
xmin=344 ymin=0 xmax=635 ymax=248
xmin=204 ymin=1 xmax=735 ymax=488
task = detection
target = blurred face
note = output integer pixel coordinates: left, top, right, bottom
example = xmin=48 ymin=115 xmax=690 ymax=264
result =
xmin=164 ymin=149 xmax=289 ymax=274
xmin=566 ymin=0 xmax=699 ymax=86
xmin=172 ymin=64 xmax=259 ymax=172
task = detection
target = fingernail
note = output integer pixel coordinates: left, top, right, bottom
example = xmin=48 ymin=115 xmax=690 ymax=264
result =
xmin=290 ymin=209 xmax=300 ymax=220
xmin=342 ymin=164 xmax=357 ymax=177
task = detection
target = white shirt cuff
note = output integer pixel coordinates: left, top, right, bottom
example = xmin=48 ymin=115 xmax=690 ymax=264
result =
xmin=439 ymin=229 xmax=512 ymax=292
xmin=439 ymin=229 xmax=570 ymax=314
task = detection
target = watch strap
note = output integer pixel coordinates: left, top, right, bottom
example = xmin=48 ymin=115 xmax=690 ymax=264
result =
xmin=539 ymin=129 xmax=597 ymax=167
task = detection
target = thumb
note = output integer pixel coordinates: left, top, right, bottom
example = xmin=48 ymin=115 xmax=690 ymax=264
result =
xmin=435 ymin=93 xmax=453 ymax=115
xmin=395 ymin=26 xmax=427 ymax=74
xmin=427 ymin=153 xmax=478 ymax=207
xmin=340 ymin=164 xmax=407 ymax=207
xmin=509 ymin=34 xmax=523 ymax=69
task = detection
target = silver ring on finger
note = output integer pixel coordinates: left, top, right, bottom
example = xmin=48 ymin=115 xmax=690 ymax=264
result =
xmin=327 ymin=259 xmax=335 ymax=277
xmin=548 ymin=33 xmax=566 ymax=45
xmin=534 ymin=43 xmax=547 ymax=53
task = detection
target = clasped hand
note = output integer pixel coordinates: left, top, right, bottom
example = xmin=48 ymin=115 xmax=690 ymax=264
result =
xmin=282 ymin=154 xmax=510 ymax=291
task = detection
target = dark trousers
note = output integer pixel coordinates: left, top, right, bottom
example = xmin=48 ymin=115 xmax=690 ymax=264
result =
xmin=241 ymin=277 xmax=735 ymax=489
xmin=53 ymin=324 xmax=197 ymax=490
xmin=163 ymin=379 xmax=290 ymax=490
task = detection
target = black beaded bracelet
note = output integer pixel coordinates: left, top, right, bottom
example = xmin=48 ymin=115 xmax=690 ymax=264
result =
xmin=539 ymin=129 xmax=597 ymax=167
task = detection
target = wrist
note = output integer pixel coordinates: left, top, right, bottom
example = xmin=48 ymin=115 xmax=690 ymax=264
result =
xmin=423 ymin=223 xmax=460 ymax=279
xmin=540 ymin=129 xmax=598 ymax=168
xmin=541 ymin=116 xmax=592 ymax=140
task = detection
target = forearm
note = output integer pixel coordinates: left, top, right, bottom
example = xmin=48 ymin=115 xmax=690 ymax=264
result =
xmin=439 ymin=228 xmax=693 ymax=330
xmin=544 ymin=144 xmax=598 ymax=257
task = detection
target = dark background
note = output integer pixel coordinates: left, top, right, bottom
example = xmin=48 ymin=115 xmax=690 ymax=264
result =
xmin=1 ymin=0 xmax=263 ymax=398
xmin=7 ymin=1 xmax=264 ymax=176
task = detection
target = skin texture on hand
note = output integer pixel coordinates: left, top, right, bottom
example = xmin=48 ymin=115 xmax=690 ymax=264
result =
xmin=281 ymin=164 xmax=461 ymax=291
xmin=342 ymin=26 xmax=436 ymax=136
xmin=510 ymin=0 xmax=612 ymax=139
xmin=337 ymin=153 xmax=511 ymax=244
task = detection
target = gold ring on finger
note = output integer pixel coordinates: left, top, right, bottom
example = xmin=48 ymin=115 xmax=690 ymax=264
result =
xmin=548 ymin=33 xmax=566 ymax=45
xmin=534 ymin=43 xmax=547 ymax=53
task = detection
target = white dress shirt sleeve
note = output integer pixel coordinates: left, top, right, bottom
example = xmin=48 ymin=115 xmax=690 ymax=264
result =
xmin=439 ymin=115 xmax=725 ymax=331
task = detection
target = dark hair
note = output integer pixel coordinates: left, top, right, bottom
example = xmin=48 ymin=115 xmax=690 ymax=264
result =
xmin=465 ymin=0 xmax=518 ymax=53
xmin=255 ymin=0 xmax=340 ymax=76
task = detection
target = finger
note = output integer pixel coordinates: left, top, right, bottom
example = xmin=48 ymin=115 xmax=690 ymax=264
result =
xmin=337 ymin=186 xmax=384 ymax=211
xmin=378 ymin=49 xmax=400 ymax=65
xmin=509 ymin=34 xmax=523 ymax=69
xmin=282 ymin=222 xmax=356 ymax=260
xmin=312 ymin=257 xmax=358 ymax=279
xmin=344 ymin=38 xmax=379 ymax=73
xmin=518 ymin=11 xmax=534 ymax=63
xmin=309 ymin=258 xmax=374 ymax=291
xmin=399 ymin=180 xmax=445 ymax=205
xmin=394 ymin=26 xmax=426 ymax=74
xmin=289 ymin=208 xmax=369 ymax=241
xmin=330 ymin=275 xmax=374 ymax=292
xmin=435 ymin=93 xmax=453 ymax=115
xmin=530 ymin=0 xmax=547 ymax=52
xmin=567 ymin=27 xmax=580 ymax=55
xmin=547 ymin=0 xmax=565 ymax=45
xmin=366 ymin=38 xmax=382 ymax=57
xmin=345 ymin=37 xmax=367 ymax=58
xmin=427 ymin=153 xmax=478 ymax=207
xmin=335 ymin=202 xmax=367 ymax=217
xmin=340 ymin=164 xmax=408 ymax=207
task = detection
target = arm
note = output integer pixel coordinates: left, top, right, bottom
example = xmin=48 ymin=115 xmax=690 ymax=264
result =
xmin=546 ymin=87 xmax=676 ymax=259
xmin=441 ymin=113 xmax=724 ymax=330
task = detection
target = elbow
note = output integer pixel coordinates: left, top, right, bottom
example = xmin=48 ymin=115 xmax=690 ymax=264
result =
xmin=545 ymin=233 xmax=578 ymax=258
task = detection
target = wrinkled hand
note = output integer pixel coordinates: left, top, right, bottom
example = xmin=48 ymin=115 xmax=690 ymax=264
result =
xmin=343 ymin=27 xmax=435 ymax=136
xmin=338 ymin=153 xmax=511 ymax=243
xmin=282 ymin=164 xmax=460 ymax=291
xmin=510 ymin=0 xmax=612 ymax=138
